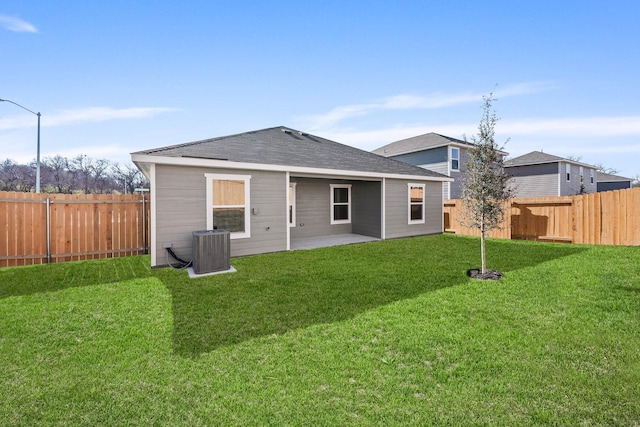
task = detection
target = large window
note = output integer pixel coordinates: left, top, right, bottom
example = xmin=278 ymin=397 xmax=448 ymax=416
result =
xmin=590 ymin=169 xmax=595 ymax=184
xmin=205 ymin=174 xmax=251 ymax=239
xmin=451 ymin=147 xmax=460 ymax=171
xmin=566 ymin=164 xmax=571 ymax=181
xmin=408 ymin=183 xmax=425 ymax=224
xmin=330 ymin=184 xmax=351 ymax=225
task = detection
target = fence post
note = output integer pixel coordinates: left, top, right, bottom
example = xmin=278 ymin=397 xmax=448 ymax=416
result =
xmin=46 ymin=196 xmax=51 ymax=264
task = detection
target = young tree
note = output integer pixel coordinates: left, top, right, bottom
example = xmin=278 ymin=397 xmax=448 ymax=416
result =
xmin=460 ymin=94 xmax=514 ymax=276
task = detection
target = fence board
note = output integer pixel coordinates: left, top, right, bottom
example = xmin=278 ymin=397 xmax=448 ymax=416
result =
xmin=445 ymin=187 xmax=640 ymax=246
xmin=0 ymin=191 xmax=150 ymax=268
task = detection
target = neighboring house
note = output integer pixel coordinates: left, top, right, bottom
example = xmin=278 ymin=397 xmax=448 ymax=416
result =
xmin=504 ymin=151 xmax=598 ymax=197
xmin=132 ymin=126 xmax=452 ymax=267
xmin=372 ymin=132 xmax=500 ymax=199
xmin=596 ymin=171 xmax=632 ymax=192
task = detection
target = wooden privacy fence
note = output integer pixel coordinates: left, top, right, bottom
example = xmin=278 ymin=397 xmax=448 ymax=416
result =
xmin=444 ymin=187 xmax=640 ymax=246
xmin=0 ymin=191 xmax=150 ymax=268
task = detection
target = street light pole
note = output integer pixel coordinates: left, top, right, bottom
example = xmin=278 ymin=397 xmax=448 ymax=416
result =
xmin=0 ymin=98 xmax=42 ymax=193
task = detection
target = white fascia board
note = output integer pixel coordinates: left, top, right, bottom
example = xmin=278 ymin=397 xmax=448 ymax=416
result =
xmin=380 ymin=142 xmax=452 ymax=157
xmin=132 ymin=160 xmax=152 ymax=180
xmin=130 ymin=153 xmax=454 ymax=183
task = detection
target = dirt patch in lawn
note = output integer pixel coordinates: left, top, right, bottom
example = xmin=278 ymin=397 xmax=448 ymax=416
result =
xmin=467 ymin=269 xmax=503 ymax=280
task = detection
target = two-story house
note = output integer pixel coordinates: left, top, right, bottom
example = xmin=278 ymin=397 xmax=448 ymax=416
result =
xmin=503 ymin=151 xmax=597 ymax=197
xmin=373 ymin=132 xmax=483 ymax=200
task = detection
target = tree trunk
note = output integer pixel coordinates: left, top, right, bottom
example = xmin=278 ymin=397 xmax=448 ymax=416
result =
xmin=480 ymin=222 xmax=487 ymax=274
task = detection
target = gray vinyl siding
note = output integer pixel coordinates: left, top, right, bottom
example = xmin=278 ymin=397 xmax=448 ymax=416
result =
xmin=352 ymin=181 xmax=382 ymax=238
xmin=507 ymin=163 xmax=559 ymax=197
xmin=450 ymin=148 xmax=472 ymax=199
xmin=598 ymin=181 xmax=631 ymax=192
xmin=384 ymin=179 xmax=442 ymax=239
xmin=289 ymin=178 xmax=352 ymax=238
xmin=390 ymin=146 xmax=448 ymax=166
xmin=154 ymin=164 xmax=287 ymax=265
xmin=417 ymin=162 xmax=448 ymax=199
xmin=560 ymin=162 xmax=597 ymax=195
xmin=391 ymin=146 xmax=471 ymax=200
xmin=154 ymin=165 xmax=207 ymax=266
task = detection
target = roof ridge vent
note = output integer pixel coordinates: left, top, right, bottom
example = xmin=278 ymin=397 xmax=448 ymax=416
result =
xmin=281 ymin=128 xmax=291 ymax=134
xmin=298 ymin=131 xmax=306 ymax=136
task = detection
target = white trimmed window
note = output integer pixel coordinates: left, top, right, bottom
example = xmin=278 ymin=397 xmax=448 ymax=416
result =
xmin=289 ymin=182 xmax=297 ymax=227
xmin=579 ymin=166 xmax=584 ymax=183
xmin=451 ymin=147 xmax=460 ymax=171
xmin=566 ymin=164 xmax=571 ymax=181
xmin=205 ymin=173 xmax=251 ymax=239
xmin=330 ymin=184 xmax=351 ymax=225
xmin=408 ymin=183 xmax=425 ymax=224
xmin=590 ymin=169 xmax=595 ymax=184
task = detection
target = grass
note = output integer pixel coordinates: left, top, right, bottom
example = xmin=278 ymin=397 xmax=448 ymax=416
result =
xmin=0 ymin=234 xmax=639 ymax=426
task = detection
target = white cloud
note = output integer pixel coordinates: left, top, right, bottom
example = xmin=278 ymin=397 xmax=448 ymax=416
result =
xmin=316 ymin=114 xmax=640 ymax=153
xmin=304 ymin=82 xmax=554 ymax=129
xmin=0 ymin=15 xmax=38 ymax=33
xmin=501 ymin=116 xmax=640 ymax=136
xmin=0 ymin=106 xmax=176 ymax=130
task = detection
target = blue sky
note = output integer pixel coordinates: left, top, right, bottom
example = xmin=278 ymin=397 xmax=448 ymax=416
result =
xmin=1 ymin=1 xmax=639 ymax=177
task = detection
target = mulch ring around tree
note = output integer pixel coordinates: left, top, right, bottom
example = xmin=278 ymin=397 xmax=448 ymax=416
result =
xmin=467 ymin=269 xmax=503 ymax=280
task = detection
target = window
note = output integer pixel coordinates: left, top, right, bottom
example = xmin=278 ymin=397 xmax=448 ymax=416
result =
xmin=566 ymin=164 xmax=571 ymax=181
xmin=579 ymin=166 xmax=584 ymax=183
xmin=330 ymin=184 xmax=351 ymax=224
xmin=408 ymin=183 xmax=425 ymax=224
xmin=289 ymin=183 xmax=296 ymax=227
xmin=205 ymin=174 xmax=251 ymax=239
xmin=590 ymin=169 xmax=594 ymax=184
xmin=451 ymin=147 xmax=460 ymax=171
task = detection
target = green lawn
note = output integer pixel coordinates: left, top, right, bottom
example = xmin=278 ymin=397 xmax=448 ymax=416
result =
xmin=1 ymin=234 xmax=639 ymax=426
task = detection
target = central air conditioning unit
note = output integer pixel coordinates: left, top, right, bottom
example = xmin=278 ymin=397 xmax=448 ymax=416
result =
xmin=192 ymin=229 xmax=230 ymax=274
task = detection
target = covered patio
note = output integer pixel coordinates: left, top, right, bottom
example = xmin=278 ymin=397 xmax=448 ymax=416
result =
xmin=290 ymin=233 xmax=380 ymax=251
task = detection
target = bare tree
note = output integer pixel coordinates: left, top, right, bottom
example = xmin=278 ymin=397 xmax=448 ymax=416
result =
xmin=91 ymin=159 xmax=112 ymax=193
xmin=112 ymin=163 xmax=148 ymax=194
xmin=0 ymin=159 xmax=35 ymax=192
xmin=594 ymin=163 xmax=620 ymax=175
xmin=0 ymin=159 xmax=19 ymax=191
xmin=42 ymin=155 xmax=73 ymax=193
xmin=460 ymin=94 xmax=514 ymax=276
xmin=70 ymin=154 xmax=95 ymax=194
xmin=0 ymin=155 xmax=145 ymax=194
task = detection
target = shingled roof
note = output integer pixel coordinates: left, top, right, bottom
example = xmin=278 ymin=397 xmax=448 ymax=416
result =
xmin=504 ymin=151 xmax=596 ymax=168
xmin=372 ymin=132 xmax=475 ymax=157
xmin=597 ymin=171 xmax=632 ymax=182
xmin=133 ymin=126 xmax=449 ymax=179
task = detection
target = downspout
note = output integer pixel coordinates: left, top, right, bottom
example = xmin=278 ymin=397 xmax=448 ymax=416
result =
xmin=149 ymin=163 xmax=157 ymax=267
xmin=141 ymin=192 xmax=147 ymax=254
xmin=381 ymin=178 xmax=386 ymax=240
xmin=286 ymin=171 xmax=290 ymax=251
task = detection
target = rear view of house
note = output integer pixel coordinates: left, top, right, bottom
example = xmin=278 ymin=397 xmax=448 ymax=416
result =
xmin=132 ymin=126 xmax=452 ymax=267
